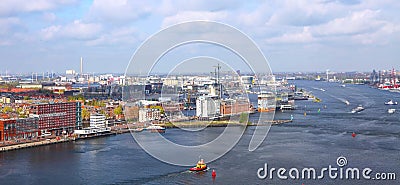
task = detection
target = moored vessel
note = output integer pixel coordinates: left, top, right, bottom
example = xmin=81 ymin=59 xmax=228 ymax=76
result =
xmin=145 ymin=125 xmax=166 ymax=133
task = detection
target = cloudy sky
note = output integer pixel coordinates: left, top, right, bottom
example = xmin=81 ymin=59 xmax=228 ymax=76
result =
xmin=1 ymin=0 xmax=399 ymax=74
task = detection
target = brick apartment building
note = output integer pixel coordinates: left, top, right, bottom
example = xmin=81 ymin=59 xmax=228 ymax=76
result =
xmin=0 ymin=117 xmax=39 ymax=141
xmin=30 ymin=102 xmax=82 ymax=135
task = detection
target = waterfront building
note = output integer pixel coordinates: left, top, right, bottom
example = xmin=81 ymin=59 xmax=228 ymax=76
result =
xmin=16 ymin=117 xmax=39 ymax=139
xmin=257 ymin=92 xmax=276 ymax=112
xmin=124 ymin=103 xmax=139 ymax=121
xmin=220 ymin=99 xmax=252 ymax=116
xmin=240 ymin=76 xmax=254 ymax=90
xmin=0 ymin=117 xmax=39 ymax=141
xmin=30 ymin=102 xmax=81 ymax=135
xmin=89 ymin=113 xmax=110 ymax=133
xmin=196 ymin=95 xmax=220 ymax=118
xmin=139 ymin=108 xmax=161 ymax=122
xmin=90 ymin=113 xmax=106 ymax=128
xmin=0 ymin=119 xmax=16 ymax=141
xmin=74 ymin=113 xmax=110 ymax=136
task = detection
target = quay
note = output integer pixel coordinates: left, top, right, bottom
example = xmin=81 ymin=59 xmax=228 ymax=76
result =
xmin=0 ymin=138 xmax=69 ymax=152
xmin=0 ymin=120 xmax=292 ymax=152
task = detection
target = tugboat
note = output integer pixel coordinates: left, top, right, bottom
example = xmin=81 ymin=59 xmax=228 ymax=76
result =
xmin=385 ymin=100 xmax=398 ymax=105
xmin=189 ymin=159 xmax=207 ymax=172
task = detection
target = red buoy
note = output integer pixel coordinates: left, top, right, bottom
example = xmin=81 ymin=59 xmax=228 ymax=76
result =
xmin=351 ymin=132 xmax=356 ymax=138
xmin=212 ymin=169 xmax=216 ymax=178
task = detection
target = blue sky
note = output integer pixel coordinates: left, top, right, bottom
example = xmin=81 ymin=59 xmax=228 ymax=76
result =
xmin=0 ymin=0 xmax=399 ymax=74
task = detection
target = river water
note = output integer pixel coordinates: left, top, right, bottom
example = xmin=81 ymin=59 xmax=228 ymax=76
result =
xmin=1 ymin=81 xmax=399 ymax=185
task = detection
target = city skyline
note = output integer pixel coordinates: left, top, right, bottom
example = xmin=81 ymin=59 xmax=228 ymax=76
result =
xmin=1 ymin=0 xmax=400 ymax=74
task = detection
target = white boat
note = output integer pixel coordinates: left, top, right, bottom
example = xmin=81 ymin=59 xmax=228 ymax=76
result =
xmin=351 ymin=105 xmax=365 ymax=113
xmin=344 ymin=100 xmax=350 ymax=105
xmin=388 ymin=109 xmax=396 ymax=114
xmin=146 ymin=125 xmax=166 ymax=133
xmin=129 ymin=128 xmax=144 ymax=132
xmin=385 ymin=100 xmax=398 ymax=105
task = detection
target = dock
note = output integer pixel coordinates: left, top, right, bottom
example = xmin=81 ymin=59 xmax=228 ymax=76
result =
xmin=248 ymin=119 xmax=293 ymax=126
xmin=0 ymin=120 xmax=293 ymax=152
xmin=0 ymin=138 xmax=70 ymax=152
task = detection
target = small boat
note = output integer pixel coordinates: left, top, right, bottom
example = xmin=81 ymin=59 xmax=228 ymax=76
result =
xmin=385 ymin=100 xmax=398 ymax=105
xmin=388 ymin=109 xmax=396 ymax=114
xmin=129 ymin=128 xmax=144 ymax=132
xmin=341 ymin=84 xmax=346 ymax=87
xmin=313 ymin=98 xmax=321 ymax=103
xmin=189 ymin=159 xmax=207 ymax=172
xmin=351 ymin=105 xmax=365 ymax=113
xmin=344 ymin=100 xmax=350 ymax=105
xmin=145 ymin=125 xmax=166 ymax=133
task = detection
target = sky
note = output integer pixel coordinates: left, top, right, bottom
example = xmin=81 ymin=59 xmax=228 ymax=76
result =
xmin=0 ymin=0 xmax=400 ymax=75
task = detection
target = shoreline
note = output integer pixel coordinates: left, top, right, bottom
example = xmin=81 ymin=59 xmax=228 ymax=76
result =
xmin=0 ymin=119 xmax=292 ymax=152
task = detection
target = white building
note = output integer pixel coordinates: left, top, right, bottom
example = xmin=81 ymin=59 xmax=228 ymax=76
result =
xmin=90 ymin=113 xmax=106 ymax=128
xmin=196 ymin=95 xmax=220 ymax=118
xmin=139 ymin=108 xmax=161 ymax=122
xmin=74 ymin=113 xmax=110 ymax=136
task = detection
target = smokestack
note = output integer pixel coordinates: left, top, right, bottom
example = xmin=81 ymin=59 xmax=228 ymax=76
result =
xmin=80 ymin=57 xmax=83 ymax=78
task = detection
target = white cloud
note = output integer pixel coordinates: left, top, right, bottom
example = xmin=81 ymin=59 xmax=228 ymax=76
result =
xmin=40 ymin=20 xmax=102 ymax=40
xmin=161 ymin=11 xmax=228 ymax=28
xmin=0 ymin=17 xmax=20 ymax=35
xmin=266 ymin=26 xmax=315 ymax=44
xmin=0 ymin=0 xmax=76 ymax=16
xmin=313 ymin=9 xmax=384 ymax=36
xmin=42 ymin=12 xmax=56 ymax=22
xmin=352 ymin=21 xmax=400 ymax=44
xmin=40 ymin=25 xmax=61 ymax=40
xmin=156 ymin=0 xmax=242 ymax=16
xmin=86 ymin=26 xmax=140 ymax=46
xmin=87 ymin=0 xmax=152 ymax=23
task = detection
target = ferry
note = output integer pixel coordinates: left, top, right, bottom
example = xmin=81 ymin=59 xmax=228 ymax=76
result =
xmin=385 ymin=100 xmax=398 ymax=105
xmin=145 ymin=125 xmax=166 ymax=133
xmin=189 ymin=159 xmax=208 ymax=172
xmin=351 ymin=105 xmax=365 ymax=113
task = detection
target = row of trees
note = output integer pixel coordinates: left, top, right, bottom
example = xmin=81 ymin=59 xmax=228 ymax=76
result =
xmin=1 ymin=106 xmax=29 ymax=118
xmin=81 ymin=105 xmax=123 ymax=120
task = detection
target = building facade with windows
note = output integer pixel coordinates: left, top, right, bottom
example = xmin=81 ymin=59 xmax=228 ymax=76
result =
xmin=0 ymin=117 xmax=39 ymax=141
xmin=30 ymin=102 xmax=81 ymax=135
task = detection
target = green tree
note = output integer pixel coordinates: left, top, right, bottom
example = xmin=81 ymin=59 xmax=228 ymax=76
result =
xmin=113 ymin=105 xmax=123 ymax=116
xmin=149 ymin=105 xmax=164 ymax=114
xmin=82 ymin=108 xmax=90 ymax=120
xmin=239 ymin=113 xmax=249 ymax=124
xmin=2 ymin=106 xmax=13 ymax=113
